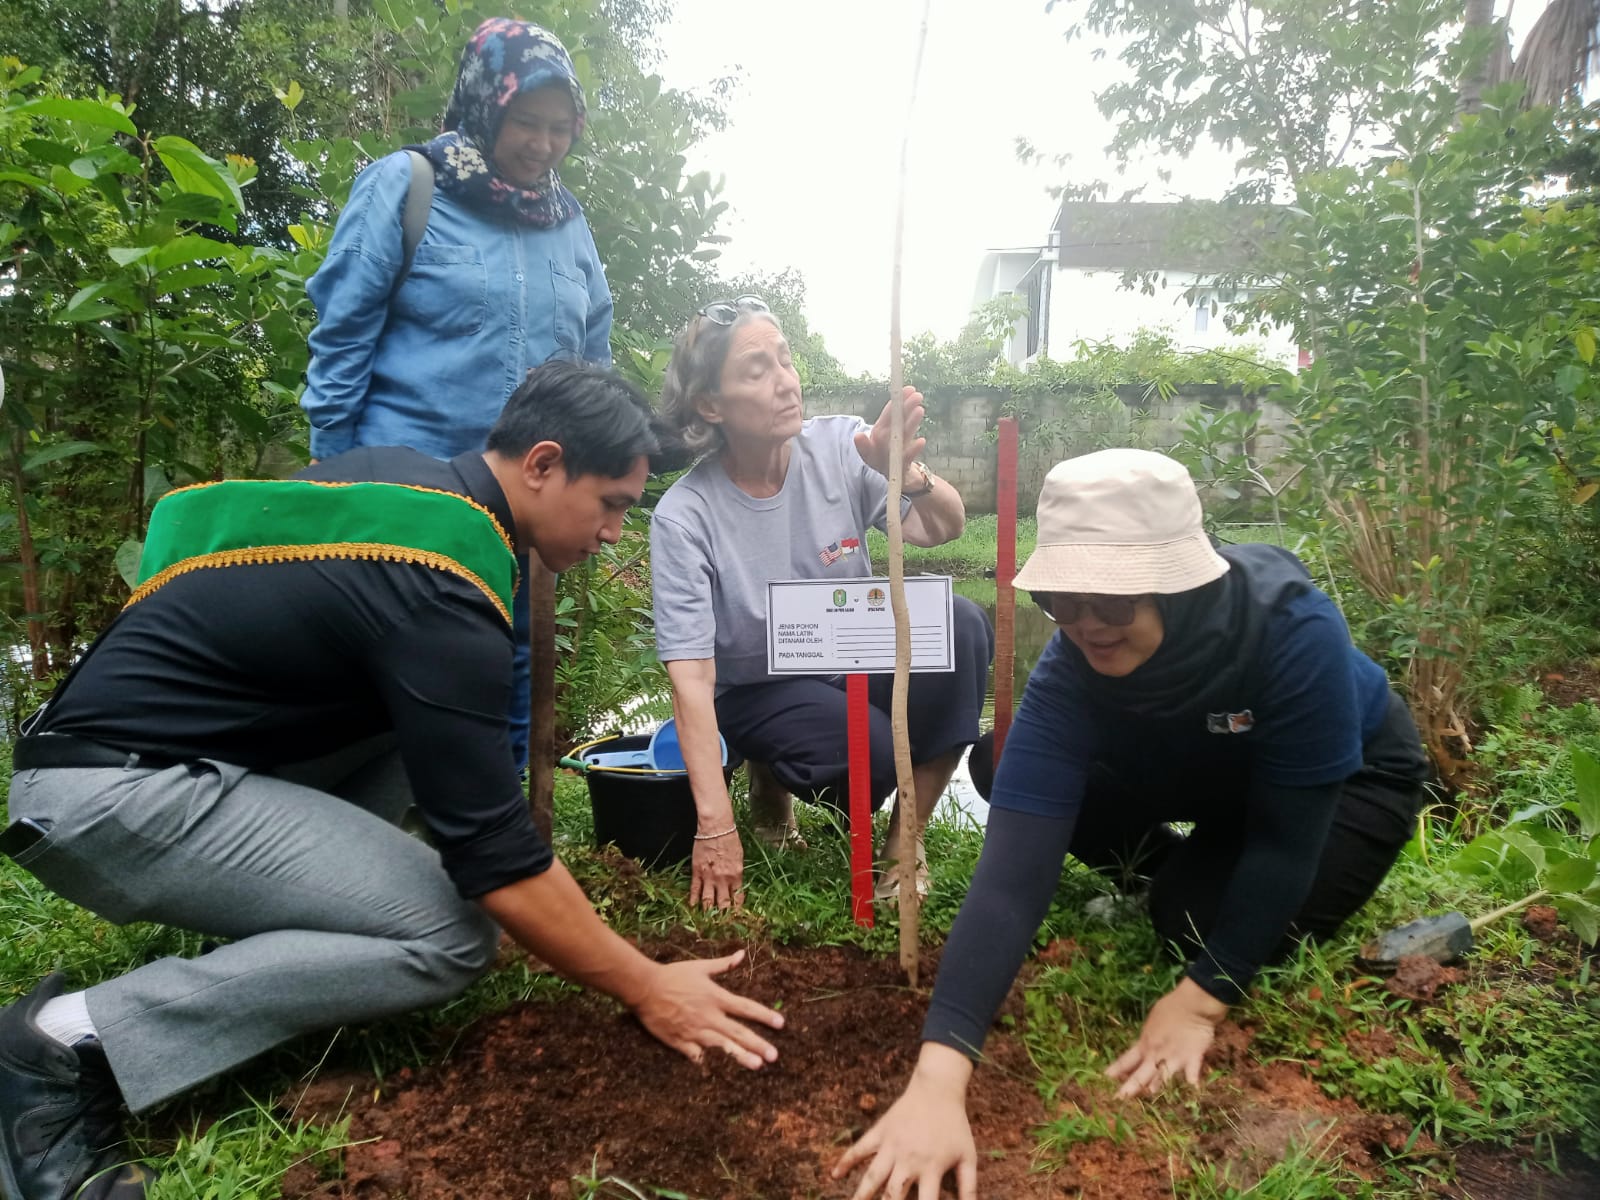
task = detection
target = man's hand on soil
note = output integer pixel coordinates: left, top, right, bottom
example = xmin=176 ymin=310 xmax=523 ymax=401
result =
xmin=1105 ymin=976 xmax=1228 ymax=1098
xmin=689 ymin=830 xmax=745 ymax=911
xmin=633 ymin=950 xmax=783 ymax=1070
xmin=832 ymin=1044 xmax=977 ymax=1200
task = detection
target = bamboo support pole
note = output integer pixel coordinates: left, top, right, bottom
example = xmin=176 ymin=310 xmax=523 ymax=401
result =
xmin=890 ymin=0 xmax=935 ymax=985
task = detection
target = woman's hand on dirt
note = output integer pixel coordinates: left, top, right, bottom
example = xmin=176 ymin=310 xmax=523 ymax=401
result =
xmin=633 ymin=949 xmax=783 ymax=1070
xmin=832 ymin=1043 xmax=977 ymax=1200
xmin=689 ymin=827 xmax=744 ymax=910
xmin=854 ymin=386 xmax=927 ymax=479
xmin=1105 ymin=976 xmax=1228 ymax=1098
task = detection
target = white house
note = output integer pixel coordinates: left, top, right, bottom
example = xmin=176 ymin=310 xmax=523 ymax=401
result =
xmin=973 ymin=201 xmax=1302 ymax=369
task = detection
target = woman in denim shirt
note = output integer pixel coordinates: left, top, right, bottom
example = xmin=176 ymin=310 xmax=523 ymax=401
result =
xmin=301 ymin=17 xmax=614 ymax=766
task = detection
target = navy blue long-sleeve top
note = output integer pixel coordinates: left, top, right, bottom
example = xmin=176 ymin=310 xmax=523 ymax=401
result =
xmin=923 ymin=584 xmax=1394 ymax=1056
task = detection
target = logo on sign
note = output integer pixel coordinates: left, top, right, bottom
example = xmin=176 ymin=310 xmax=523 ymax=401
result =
xmin=867 ymin=588 xmax=886 ymax=607
xmin=832 ymin=588 xmax=847 ymax=607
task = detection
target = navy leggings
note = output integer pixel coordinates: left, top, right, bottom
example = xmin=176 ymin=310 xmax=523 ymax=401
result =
xmin=715 ymin=595 xmax=994 ymax=815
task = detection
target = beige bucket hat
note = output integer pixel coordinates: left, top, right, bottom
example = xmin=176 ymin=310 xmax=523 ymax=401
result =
xmin=1012 ymin=449 xmax=1229 ymax=595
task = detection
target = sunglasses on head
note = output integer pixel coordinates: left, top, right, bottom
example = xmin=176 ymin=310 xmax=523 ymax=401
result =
xmin=697 ymin=294 xmax=771 ymax=326
xmin=1032 ymin=592 xmax=1145 ymax=627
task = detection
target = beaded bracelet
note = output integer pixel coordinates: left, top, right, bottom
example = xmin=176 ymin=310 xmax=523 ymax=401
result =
xmin=692 ymin=826 xmax=739 ymax=841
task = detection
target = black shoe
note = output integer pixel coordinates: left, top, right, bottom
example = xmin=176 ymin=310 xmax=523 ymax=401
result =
xmin=0 ymin=974 xmax=150 ymax=1199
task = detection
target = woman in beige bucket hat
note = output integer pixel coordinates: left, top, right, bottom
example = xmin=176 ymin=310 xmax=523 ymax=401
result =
xmin=837 ymin=449 xmax=1430 ymax=1198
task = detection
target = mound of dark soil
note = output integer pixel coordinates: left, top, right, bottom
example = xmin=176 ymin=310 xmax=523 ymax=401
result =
xmin=280 ymin=942 xmax=1053 ymax=1199
xmin=270 ymin=938 xmax=1595 ymax=1199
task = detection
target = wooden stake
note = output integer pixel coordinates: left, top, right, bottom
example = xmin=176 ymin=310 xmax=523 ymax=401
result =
xmin=889 ymin=0 xmax=935 ymax=986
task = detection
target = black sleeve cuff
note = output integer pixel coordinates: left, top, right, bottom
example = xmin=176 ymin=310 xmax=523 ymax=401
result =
xmin=1185 ymin=956 xmax=1251 ymax=1006
xmin=437 ymin=803 xmax=554 ymax=899
xmin=921 ymin=998 xmax=995 ymax=1062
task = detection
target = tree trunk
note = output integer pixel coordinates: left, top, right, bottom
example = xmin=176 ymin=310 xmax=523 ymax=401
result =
xmin=9 ymin=438 xmax=52 ymax=682
xmin=1460 ymin=0 xmax=1500 ymax=115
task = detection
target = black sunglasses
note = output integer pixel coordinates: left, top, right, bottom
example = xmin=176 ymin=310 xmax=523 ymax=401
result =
xmin=697 ymin=294 xmax=771 ymax=325
xmin=1033 ymin=592 xmax=1145 ymax=627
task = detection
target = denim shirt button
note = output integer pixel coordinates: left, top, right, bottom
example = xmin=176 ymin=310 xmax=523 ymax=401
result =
xmin=514 ymin=272 xmax=524 ymax=283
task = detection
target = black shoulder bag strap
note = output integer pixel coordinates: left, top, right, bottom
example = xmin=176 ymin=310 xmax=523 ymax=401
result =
xmin=390 ymin=149 xmax=435 ymax=300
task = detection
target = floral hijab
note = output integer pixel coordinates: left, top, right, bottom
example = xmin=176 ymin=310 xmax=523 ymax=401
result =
xmin=413 ymin=18 xmax=588 ymax=228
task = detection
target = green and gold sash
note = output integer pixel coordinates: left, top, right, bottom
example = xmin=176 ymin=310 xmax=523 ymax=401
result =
xmin=130 ymin=480 xmax=517 ymax=624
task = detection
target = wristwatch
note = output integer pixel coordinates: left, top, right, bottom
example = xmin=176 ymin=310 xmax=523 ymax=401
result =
xmin=904 ymin=461 xmax=937 ymax=498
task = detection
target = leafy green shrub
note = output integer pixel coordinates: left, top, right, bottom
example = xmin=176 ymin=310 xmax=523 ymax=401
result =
xmin=553 ymin=521 xmax=671 ymax=748
xmin=1 ymin=58 xmax=309 ymax=682
xmin=1451 ymin=745 xmax=1600 ymax=942
xmin=1471 ymin=688 xmax=1600 ymax=816
xmin=1273 ymin=128 xmax=1600 ymax=780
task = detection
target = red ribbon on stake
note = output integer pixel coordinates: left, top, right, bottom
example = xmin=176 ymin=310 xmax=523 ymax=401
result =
xmin=847 ymin=673 xmax=874 ymax=927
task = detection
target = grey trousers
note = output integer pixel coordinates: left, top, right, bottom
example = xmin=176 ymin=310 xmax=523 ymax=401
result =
xmin=6 ymin=737 xmax=499 ymax=1112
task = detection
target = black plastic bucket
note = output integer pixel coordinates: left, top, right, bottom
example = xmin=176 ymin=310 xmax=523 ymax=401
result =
xmin=579 ymin=732 xmax=736 ymax=869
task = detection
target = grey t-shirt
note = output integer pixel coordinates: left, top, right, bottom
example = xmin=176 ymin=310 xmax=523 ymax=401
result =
xmin=651 ymin=415 xmax=906 ymax=691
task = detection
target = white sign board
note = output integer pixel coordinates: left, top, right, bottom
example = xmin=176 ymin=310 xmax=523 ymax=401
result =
xmin=766 ymin=576 xmax=955 ymax=674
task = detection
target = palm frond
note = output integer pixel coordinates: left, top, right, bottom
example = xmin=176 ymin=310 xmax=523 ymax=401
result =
xmin=1512 ymin=0 xmax=1600 ymax=108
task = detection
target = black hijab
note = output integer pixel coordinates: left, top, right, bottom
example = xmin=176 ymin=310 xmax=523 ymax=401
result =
xmin=1067 ymin=542 xmax=1315 ymax=720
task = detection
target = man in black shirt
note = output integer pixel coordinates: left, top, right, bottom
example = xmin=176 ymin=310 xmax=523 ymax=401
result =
xmin=0 ymin=362 xmax=784 ymax=1200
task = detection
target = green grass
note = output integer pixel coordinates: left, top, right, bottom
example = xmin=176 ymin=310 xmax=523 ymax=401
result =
xmin=1248 ymin=864 xmax=1600 ymax=1156
xmin=1013 ymin=844 xmax=1600 ymax=1196
xmin=147 ymin=1102 xmax=356 ymax=1200
xmin=6 ymin=713 xmax=1600 ymax=1198
xmin=555 ymin=771 xmax=986 ymax=957
xmin=864 ymin=513 xmax=1037 ymax=577
xmin=8 ymin=481 xmax=1600 ymax=1196
xmin=1470 ymin=684 xmax=1600 ymax=824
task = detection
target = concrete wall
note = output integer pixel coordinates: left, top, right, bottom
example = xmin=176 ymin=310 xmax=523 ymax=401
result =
xmin=805 ymin=385 xmax=1292 ymax=515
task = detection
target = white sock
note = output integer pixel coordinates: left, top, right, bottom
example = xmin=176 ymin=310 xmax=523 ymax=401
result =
xmin=36 ymin=991 xmax=98 ymax=1046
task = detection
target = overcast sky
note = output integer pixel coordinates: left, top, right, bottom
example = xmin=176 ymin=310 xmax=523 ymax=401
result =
xmin=653 ymin=0 xmax=1233 ymax=373
xmin=654 ymin=0 xmax=1546 ymax=374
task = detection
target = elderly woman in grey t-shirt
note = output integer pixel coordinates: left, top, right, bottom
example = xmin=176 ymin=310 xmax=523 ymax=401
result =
xmin=650 ymin=295 xmax=994 ymax=910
